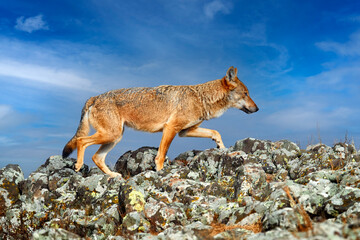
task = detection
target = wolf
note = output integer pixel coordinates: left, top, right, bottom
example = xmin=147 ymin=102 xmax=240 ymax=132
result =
xmin=62 ymin=66 xmax=259 ymax=178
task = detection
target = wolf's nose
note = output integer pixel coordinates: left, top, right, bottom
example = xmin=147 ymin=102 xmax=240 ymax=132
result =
xmin=250 ymin=106 xmax=259 ymax=113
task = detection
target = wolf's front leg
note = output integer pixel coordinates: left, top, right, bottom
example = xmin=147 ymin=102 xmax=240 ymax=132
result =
xmin=155 ymin=125 xmax=178 ymax=171
xmin=179 ymin=126 xmax=225 ymax=149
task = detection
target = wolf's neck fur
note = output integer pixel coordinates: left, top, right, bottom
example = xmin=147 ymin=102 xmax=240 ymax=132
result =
xmin=194 ymin=79 xmax=231 ymax=120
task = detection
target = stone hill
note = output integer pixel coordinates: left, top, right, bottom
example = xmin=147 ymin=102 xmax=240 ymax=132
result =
xmin=0 ymin=138 xmax=359 ymax=239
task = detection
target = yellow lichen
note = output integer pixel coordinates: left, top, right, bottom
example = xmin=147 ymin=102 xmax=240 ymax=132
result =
xmin=129 ymin=190 xmax=145 ymax=212
xmin=90 ymin=191 xmax=99 ymax=198
xmin=237 ymin=194 xmax=244 ymax=203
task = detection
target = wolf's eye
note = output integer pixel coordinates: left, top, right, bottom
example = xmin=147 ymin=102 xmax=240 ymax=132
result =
xmin=244 ymin=92 xmax=248 ymax=96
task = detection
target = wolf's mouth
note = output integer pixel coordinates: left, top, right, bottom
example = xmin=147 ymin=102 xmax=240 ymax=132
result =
xmin=241 ymin=107 xmax=252 ymax=114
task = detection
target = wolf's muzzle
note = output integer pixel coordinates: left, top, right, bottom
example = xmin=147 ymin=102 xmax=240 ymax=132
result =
xmin=242 ymin=106 xmax=259 ymax=114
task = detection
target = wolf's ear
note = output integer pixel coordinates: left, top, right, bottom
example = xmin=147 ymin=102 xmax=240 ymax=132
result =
xmin=226 ymin=66 xmax=237 ymax=82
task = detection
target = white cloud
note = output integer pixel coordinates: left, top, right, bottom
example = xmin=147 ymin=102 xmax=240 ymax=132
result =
xmin=0 ymin=136 xmax=17 ymax=146
xmin=231 ymin=23 xmax=292 ymax=78
xmin=243 ymin=24 xmax=266 ymax=44
xmin=265 ymin=103 xmax=353 ymax=131
xmin=316 ymin=31 xmax=360 ymax=56
xmin=0 ymin=104 xmax=24 ymax=131
xmin=204 ymin=0 xmax=231 ymax=19
xmin=281 ymin=29 xmax=360 ymax=141
xmin=270 ymin=64 xmax=360 ymax=131
xmin=314 ymin=30 xmax=360 ymax=91
xmin=0 ymin=59 xmax=95 ymax=91
xmin=344 ymin=15 xmax=360 ymax=23
xmin=263 ymin=65 xmax=360 ymax=134
xmin=0 ymin=37 xmax=162 ymax=99
xmin=307 ymin=65 xmax=360 ymax=89
xmin=15 ymin=14 xmax=49 ymax=33
xmin=0 ymin=105 xmax=12 ymax=120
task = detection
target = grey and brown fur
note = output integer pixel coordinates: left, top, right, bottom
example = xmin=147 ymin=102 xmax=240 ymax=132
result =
xmin=62 ymin=66 xmax=259 ymax=178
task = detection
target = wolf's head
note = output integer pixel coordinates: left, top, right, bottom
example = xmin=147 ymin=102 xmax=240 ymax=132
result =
xmin=223 ymin=66 xmax=259 ymax=114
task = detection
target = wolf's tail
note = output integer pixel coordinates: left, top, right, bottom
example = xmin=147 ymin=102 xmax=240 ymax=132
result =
xmin=62 ymin=97 xmax=96 ymax=158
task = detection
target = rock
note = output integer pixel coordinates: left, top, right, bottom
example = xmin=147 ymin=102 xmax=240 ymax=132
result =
xmin=19 ymin=155 xmax=88 ymax=201
xmin=232 ymin=138 xmax=273 ymax=154
xmin=185 ymin=196 xmax=217 ymax=225
xmin=337 ymin=202 xmax=360 ymax=226
xmin=0 ymin=164 xmax=24 ymax=215
xmin=144 ymin=198 xmax=187 ymax=231
xmin=37 ymin=155 xmax=89 ymax=176
xmin=32 ymin=228 xmax=82 ymax=239
xmin=311 ymin=219 xmax=349 ymax=240
xmin=174 ymin=149 xmax=202 ymax=162
xmin=295 ymin=179 xmax=335 ymax=215
xmin=118 ymin=182 xmax=146 ymax=216
xmin=237 ymin=212 xmax=263 ymax=227
xmin=213 ymin=228 xmax=253 ymax=239
xmin=187 ymin=148 xmax=244 ymax=182
xmin=122 ymin=211 xmax=150 ymax=234
xmin=157 ymin=222 xmax=213 ymax=240
xmin=263 ymin=207 xmax=301 ymax=231
xmin=114 ymin=147 xmax=170 ymax=179
xmin=1 ymin=139 xmax=360 ymax=239
xmin=231 ymin=138 xmax=301 ymax=174
xmin=325 ymin=186 xmax=360 ymax=217
xmin=234 ymin=163 xmax=270 ymax=202
xmin=246 ymin=229 xmax=295 ymax=240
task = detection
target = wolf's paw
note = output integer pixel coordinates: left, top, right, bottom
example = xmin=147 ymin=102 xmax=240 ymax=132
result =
xmin=74 ymin=163 xmax=83 ymax=172
xmin=155 ymin=158 xmax=164 ymax=171
xmin=217 ymin=143 xmax=226 ymax=149
xmin=156 ymin=165 xmax=164 ymax=171
xmin=107 ymin=172 xmax=122 ymax=181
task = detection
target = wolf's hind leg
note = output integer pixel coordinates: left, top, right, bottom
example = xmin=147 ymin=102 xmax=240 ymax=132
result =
xmin=75 ymin=133 xmax=101 ymax=171
xmin=179 ymin=126 xmax=225 ymax=149
xmin=92 ymin=138 xmax=122 ymax=178
xmin=75 ymin=129 xmax=122 ymax=172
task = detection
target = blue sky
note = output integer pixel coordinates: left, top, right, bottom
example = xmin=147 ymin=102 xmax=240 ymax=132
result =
xmin=1 ymin=0 xmax=359 ymax=176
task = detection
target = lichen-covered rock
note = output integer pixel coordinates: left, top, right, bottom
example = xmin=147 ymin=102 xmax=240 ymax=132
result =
xmin=118 ymin=182 xmax=146 ymax=216
xmin=310 ymin=220 xmax=350 ymax=240
xmin=144 ymin=198 xmax=187 ymax=231
xmin=174 ymin=149 xmax=202 ymax=162
xmin=0 ymin=156 xmax=126 ymax=239
xmin=230 ymin=138 xmax=301 ymax=175
xmin=114 ymin=147 xmax=169 ymax=178
xmin=232 ymin=138 xmax=273 ymax=154
xmin=263 ymin=207 xmax=301 ymax=231
xmin=186 ymin=148 xmax=244 ymax=182
xmin=73 ymin=174 xmax=108 ymax=206
xmin=234 ymin=163 xmax=270 ymax=201
xmin=156 ymin=222 xmax=213 ymax=240
xmin=185 ymin=196 xmax=217 ymax=225
xmin=214 ymin=228 xmax=253 ymax=240
xmin=37 ymin=155 xmax=89 ymax=176
xmin=32 ymin=227 xmax=82 ymax=239
xmin=122 ymin=211 xmax=150 ymax=233
xmin=19 ymin=155 xmax=88 ymax=202
xmin=1 ymin=139 xmax=360 ymax=239
xmin=292 ymin=142 xmax=359 ymax=183
xmin=337 ymin=202 xmax=360 ymax=227
xmin=325 ymin=186 xmax=360 ymax=217
xmin=0 ymin=164 xmax=24 ymax=215
xmin=246 ymin=229 xmax=295 ymax=240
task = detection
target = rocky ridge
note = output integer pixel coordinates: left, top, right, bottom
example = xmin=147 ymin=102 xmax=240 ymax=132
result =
xmin=0 ymin=138 xmax=360 ymax=239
